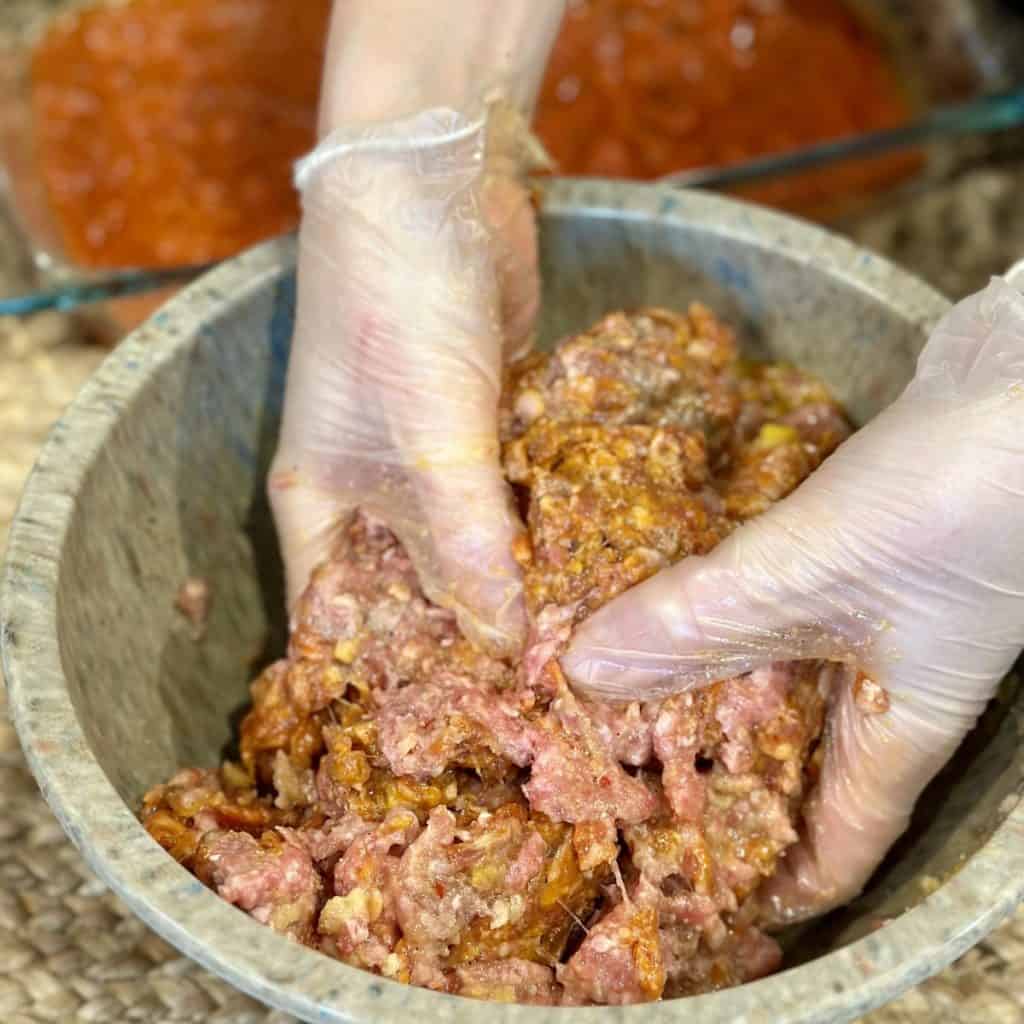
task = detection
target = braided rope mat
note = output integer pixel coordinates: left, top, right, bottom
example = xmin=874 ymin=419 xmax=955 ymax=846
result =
xmin=5 ymin=165 xmax=1024 ymax=1021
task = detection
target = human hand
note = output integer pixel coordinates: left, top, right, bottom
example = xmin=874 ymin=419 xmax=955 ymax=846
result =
xmin=563 ymin=276 xmax=1024 ymax=921
xmin=269 ymin=2 xmax=564 ymax=656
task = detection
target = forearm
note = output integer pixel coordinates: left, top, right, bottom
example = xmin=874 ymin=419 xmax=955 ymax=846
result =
xmin=318 ymin=0 xmax=565 ymax=133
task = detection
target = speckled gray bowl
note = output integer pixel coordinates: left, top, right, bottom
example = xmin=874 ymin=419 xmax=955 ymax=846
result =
xmin=3 ymin=180 xmax=1024 ymax=1024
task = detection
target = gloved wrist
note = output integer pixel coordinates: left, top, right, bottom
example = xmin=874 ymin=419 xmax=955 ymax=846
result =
xmin=317 ymin=0 xmax=566 ymax=133
xmin=294 ymin=106 xmax=488 ymax=226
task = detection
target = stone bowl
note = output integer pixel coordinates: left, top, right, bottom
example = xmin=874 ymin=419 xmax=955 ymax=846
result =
xmin=3 ymin=179 xmax=1023 ymax=1024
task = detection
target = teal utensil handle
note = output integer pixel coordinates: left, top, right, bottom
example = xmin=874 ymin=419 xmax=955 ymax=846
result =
xmin=0 ymin=262 xmax=215 ymax=317
xmin=4 ymin=89 xmax=1024 ymax=318
xmin=660 ymin=88 xmax=1024 ymax=189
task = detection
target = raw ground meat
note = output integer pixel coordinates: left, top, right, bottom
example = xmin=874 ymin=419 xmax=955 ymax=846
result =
xmin=193 ymin=830 xmax=322 ymax=942
xmin=455 ymin=959 xmax=560 ymax=1004
xmin=142 ymin=305 xmax=851 ymax=1004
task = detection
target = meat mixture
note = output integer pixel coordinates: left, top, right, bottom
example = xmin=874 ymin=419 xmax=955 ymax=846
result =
xmin=143 ymin=305 xmax=852 ymax=1004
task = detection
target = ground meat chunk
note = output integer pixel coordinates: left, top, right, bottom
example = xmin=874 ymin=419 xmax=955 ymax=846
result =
xmin=240 ymin=658 xmax=344 ymax=779
xmin=783 ymin=401 xmax=852 ymax=457
xmin=520 ymin=603 xmax=577 ymax=694
xmin=714 ymin=664 xmax=790 ymax=773
xmin=585 ymin=700 xmax=655 ymax=766
xmin=703 ymin=775 xmax=799 ymax=899
xmin=376 ymin=676 xmax=533 ymax=780
xmin=625 ymin=819 xmax=715 ymax=894
xmin=175 ymin=576 xmax=211 ymax=634
xmin=277 ymin=813 xmax=373 ymax=865
xmin=723 ymin=367 xmax=850 ymax=521
xmin=141 ymin=767 xmax=290 ymax=865
xmin=289 ymin=514 xmax=421 ymax=656
xmin=243 ymin=514 xmax=498 ymax=780
xmin=143 ymin=306 xmax=849 ymax=1005
xmin=506 ymin=829 xmax=549 ymax=891
xmin=502 ymin=307 xmax=739 ymax=451
xmin=559 ymin=883 xmax=666 ymax=1005
xmin=455 ymin=959 xmax=560 ymax=1004
xmin=524 ymin=687 xmax=657 ymax=825
xmin=320 ymin=810 xmax=420 ymax=972
xmin=506 ymin=420 xmax=725 ymax=618
xmin=334 ymin=810 xmax=421 ymax=895
xmin=722 ymin=438 xmax=811 ymax=520
xmin=653 ymin=693 xmax=711 ymax=823
xmin=664 ymin=923 xmax=782 ymax=998
xmin=572 ymin=818 xmax=619 ymax=872
xmin=391 ymin=803 xmax=573 ymax=975
xmin=194 ymin=831 xmax=321 ymax=942
xmin=393 ymin=808 xmax=487 ymax=965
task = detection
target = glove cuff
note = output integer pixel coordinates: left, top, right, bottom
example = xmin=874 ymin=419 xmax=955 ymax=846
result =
xmin=294 ymin=107 xmax=486 ymax=193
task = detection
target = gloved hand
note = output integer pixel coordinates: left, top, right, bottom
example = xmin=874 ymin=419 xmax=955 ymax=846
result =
xmin=269 ymin=1 xmax=565 ymax=655
xmin=563 ymin=275 xmax=1024 ymax=923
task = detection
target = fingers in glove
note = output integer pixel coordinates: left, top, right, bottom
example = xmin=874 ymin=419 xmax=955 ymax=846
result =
xmin=404 ymin=461 xmax=528 ymax=656
xmin=561 ymin=508 xmax=883 ymax=702
xmin=562 ymin=314 xmax=1024 ymax=703
xmin=268 ymin=468 xmax=355 ymax=612
xmin=562 ymin=276 xmax=1024 ymax=917
xmin=271 ymin=450 xmax=528 ymax=655
xmin=907 ymin=276 xmax=1024 ymax=402
xmin=760 ymin=678 xmax=961 ymax=924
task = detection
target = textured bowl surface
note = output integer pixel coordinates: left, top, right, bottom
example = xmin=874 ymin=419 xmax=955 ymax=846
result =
xmin=3 ymin=179 xmax=1024 ymax=1024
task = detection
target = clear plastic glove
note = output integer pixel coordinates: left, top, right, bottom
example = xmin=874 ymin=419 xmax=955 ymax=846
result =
xmin=269 ymin=1 xmax=565 ymax=655
xmin=563 ymin=276 xmax=1024 ymax=922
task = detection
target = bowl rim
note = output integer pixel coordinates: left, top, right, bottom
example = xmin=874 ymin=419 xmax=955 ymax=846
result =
xmin=4 ymin=179 xmax=1022 ymax=1024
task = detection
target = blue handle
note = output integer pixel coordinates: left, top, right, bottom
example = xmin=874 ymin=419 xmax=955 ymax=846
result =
xmin=5 ymin=88 xmax=1024 ymax=318
xmin=0 ymin=262 xmax=216 ymax=317
xmin=660 ymin=86 xmax=1024 ymax=188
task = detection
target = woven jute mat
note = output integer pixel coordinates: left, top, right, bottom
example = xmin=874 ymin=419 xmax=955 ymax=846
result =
xmin=5 ymin=161 xmax=1024 ymax=1020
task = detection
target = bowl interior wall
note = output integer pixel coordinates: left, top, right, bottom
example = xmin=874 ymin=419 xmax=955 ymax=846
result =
xmin=54 ymin=206 xmax=1023 ymax=973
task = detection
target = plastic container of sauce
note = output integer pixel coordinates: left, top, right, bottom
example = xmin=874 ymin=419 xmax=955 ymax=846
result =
xmin=535 ymin=0 xmax=919 ymax=213
xmin=1 ymin=0 xmax=1022 ymax=330
xmin=26 ymin=0 xmax=329 ymax=272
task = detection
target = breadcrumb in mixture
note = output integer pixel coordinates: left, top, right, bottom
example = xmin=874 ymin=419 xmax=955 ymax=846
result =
xmin=142 ymin=305 xmax=851 ymax=1004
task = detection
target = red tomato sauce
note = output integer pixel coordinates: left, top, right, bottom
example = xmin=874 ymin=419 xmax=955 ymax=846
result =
xmin=31 ymin=0 xmax=331 ymax=269
xmin=536 ymin=0 xmax=911 ymax=177
xmin=30 ymin=0 xmax=912 ymax=270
